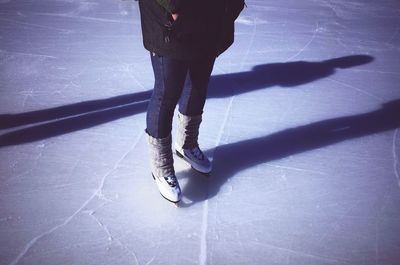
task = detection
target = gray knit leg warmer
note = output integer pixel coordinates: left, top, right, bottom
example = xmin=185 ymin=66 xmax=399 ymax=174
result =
xmin=146 ymin=131 xmax=175 ymax=179
xmin=174 ymin=113 xmax=212 ymax=174
xmin=176 ymin=112 xmax=202 ymax=150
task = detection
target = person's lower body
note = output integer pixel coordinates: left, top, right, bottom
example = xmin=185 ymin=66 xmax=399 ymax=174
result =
xmin=146 ymin=53 xmax=215 ymax=203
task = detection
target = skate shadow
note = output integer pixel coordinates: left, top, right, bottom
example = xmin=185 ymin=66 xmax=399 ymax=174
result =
xmin=0 ymin=55 xmax=373 ymax=146
xmin=179 ymin=99 xmax=400 ymax=207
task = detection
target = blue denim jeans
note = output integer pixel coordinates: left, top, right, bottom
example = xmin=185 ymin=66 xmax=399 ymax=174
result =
xmin=146 ymin=53 xmax=215 ymax=138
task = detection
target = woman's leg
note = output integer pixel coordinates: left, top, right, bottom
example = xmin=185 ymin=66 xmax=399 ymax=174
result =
xmin=175 ymin=56 xmax=216 ymax=175
xmin=145 ymin=53 xmax=188 ymax=203
xmin=178 ymin=56 xmax=216 ymax=116
xmin=146 ymin=53 xmax=189 ymax=138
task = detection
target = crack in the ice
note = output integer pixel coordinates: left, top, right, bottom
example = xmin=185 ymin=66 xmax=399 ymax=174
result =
xmin=327 ymin=77 xmax=383 ymax=101
xmin=114 ymin=235 xmax=140 ymax=265
xmin=3 ymin=168 xmax=33 ymax=184
xmin=197 ymin=19 xmax=257 ymax=259
xmin=8 ymin=187 xmax=104 ymax=265
xmin=199 ymin=199 xmax=209 ymax=265
xmin=0 ymin=49 xmax=57 ymax=59
xmin=240 ymin=16 xmax=257 ymax=70
xmin=284 ymin=21 xmax=320 ymax=62
xmin=145 ymin=256 xmax=155 ymax=265
xmin=87 ymin=209 xmax=113 ymax=241
xmin=106 ymin=44 xmax=147 ymax=91
xmin=315 ymin=200 xmax=363 ymax=251
xmin=265 ymin=163 xmax=328 ymax=176
xmin=35 ymin=12 xmax=132 ymax=24
xmin=375 ymin=214 xmax=379 ymax=265
xmin=393 ymin=129 xmax=400 ymax=189
xmin=87 ymin=210 xmax=139 ymax=265
xmin=129 ymin=64 xmax=147 ymax=91
xmin=321 ymin=0 xmax=339 ymax=18
xmin=198 ymin=67 xmax=238 ymax=265
xmin=252 ymin=240 xmax=345 ymax=263
xmin=0 ymin=17 xmax=72 ymax=33
xmin=385 ymin=25 xmax=400 ymax=46
xmin=8 ymin=135 xmax=141 ymax=265
xmin=349 ymin=69 xmax=400 ymax=76
xmin=374 ymin=193 xmax=390 ymax=264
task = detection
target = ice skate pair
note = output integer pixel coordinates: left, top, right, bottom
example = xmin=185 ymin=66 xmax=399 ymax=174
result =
xmin=147 ymin=113 xmax=211 ymax=204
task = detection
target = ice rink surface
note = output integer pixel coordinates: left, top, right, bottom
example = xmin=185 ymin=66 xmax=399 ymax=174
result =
xmin=1 ymin=0 xmax=400 ymax=264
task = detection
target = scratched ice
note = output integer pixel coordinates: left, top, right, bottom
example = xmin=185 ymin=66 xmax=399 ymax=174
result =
xmin=1 ymin=0 xmax=400 ymax=264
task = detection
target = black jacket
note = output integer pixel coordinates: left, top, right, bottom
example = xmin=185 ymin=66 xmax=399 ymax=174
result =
xmin=138 ymin=0 xmax=244 ymax=60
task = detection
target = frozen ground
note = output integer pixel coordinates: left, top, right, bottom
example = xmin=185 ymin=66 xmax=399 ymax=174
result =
xmin=1 ymin=0 xmax=400 ymax=264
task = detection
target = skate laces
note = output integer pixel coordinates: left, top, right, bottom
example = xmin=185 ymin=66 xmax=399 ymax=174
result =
xmin=189 ymin=147 xmax=204 ymax=161
xmin=164 ymin=175 xmax=178 ymax=187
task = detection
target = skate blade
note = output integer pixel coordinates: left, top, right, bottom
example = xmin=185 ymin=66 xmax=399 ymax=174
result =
xmin=158 ymin=192 xmax=181 ymax=207
xmin=193 ymin=167 xmax=211 ymax=177
xmin=160 ymin=193 xmax=180 ymax=207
